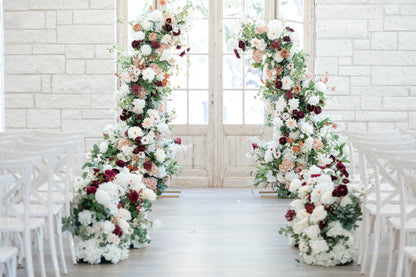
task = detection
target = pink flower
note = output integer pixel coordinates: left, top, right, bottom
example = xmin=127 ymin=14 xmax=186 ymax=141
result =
xmin=118 ymin=138 xmax=131 ymax=150
xmin=256 ymin=24 xmax=269 ymax=34
xmin=279 ymin=159 xmax=295 ymax=172
xmin=143 ymin=177 xmax=157 ymax=190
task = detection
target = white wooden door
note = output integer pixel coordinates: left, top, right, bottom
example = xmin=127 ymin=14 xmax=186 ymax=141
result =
xmin=123 ymin=0 xmax=314 ymax=187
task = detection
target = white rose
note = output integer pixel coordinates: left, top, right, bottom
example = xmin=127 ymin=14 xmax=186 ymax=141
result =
xmin=95 ymin=189 xmax=111 ymax=206
xmin=281 ymin=76 xmax=294 ymax=90
xmin=99 ymin=142 xmax=108 ymax=153
xmin=128 ymin=127 xmax=143 ymax=139
xmin=309 ymin=95 xmax=320 ymax=105
xmin=315 ymin=81 xmax=327 ymax=92
xmin=305 ymin=225 xmax=320 ymax=239
xmin=340 ymin=196 xmax=353 ymax=207
xmin=103 ymin=124 xmax=114 ymax=135
xmin=133 ymin=99 xmax=146 ymax=114
xmin=141 ymin=188 xmax=157 ymax=201
xmin=140 ymin=44 xmax=152 ymax=56
xmin=155 ymin=148 xmax=166 ymax=163
xmin=310 ymin=239 xmax=329 ymax=254
xmin=321 ymin=191 xmax=336 ymax=205
xmin=310 ymin=205 xmax=327 ymax=223
xmin=289 ymin=179 xmax=302 ymax=193
xmin=133 ymin=31 xmax=145 ymax=41
xmin=142 ymin=67 xmax=156 ymax=82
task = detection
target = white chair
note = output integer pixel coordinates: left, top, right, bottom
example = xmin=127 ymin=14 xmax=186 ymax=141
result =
xmin=0 ymin=148 xmax=67 ymax=277
xmin=350 ymin=140 xmax=416 ymax=276
xmin=0 ymin=175 xmax=18 ymax=277
xmin=0 ymin=157 xmax=46 ymax=277
xmin=11 ymin=141 xmax=78 ymax=265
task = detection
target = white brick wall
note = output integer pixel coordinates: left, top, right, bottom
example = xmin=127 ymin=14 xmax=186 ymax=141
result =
xmin=3 ymin=0 xmax=116 ymax=145
xmin=316 ymin=0 xmax=416 ymax=131
xmin=3 ymin=0 xmax=416 ymax=141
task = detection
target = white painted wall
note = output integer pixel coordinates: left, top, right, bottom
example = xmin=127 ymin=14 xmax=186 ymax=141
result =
xmin=3 ymin=0 xmax=416 ymax=150
xmin=315 ymin=0 xmax=416 ymax=132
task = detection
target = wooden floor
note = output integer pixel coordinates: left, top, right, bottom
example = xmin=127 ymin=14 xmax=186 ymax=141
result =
xmin=20 ymin=188 xmax=388 ymax=277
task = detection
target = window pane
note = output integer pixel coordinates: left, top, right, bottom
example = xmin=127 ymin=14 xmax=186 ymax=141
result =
xmin=170 ymin=55 xmax=187 ymax=88
xmin=189 ymin=91 xmax=208 ymax=124
xmin=244 ymin=90 xmax=264 ymax=124
xmin=128 ymin=0 xmax=153 ymax=21
xmin=223 ymin=19 xmax=240 ymax=53
xmin=280 ymin=0 xmax=304 ymax=22
xmin=245 ymin=0 xmax=265 ymax=18
xmin=189 ymin=20 xmax=208 ymax=54
xmin=223 ymin=55 xmax=243 ymax=89
xmin=245 ymin=66 xmax=262 ymax=89
xmin=167 ymin=90 xmax=187 ymax=124
xmin=223 ymin=90 xmax=243 ymax=124
xmin=224 ymin=0 xmax=243 ymax=18
xmin=189 ymin=55 xmax=209 ymax=89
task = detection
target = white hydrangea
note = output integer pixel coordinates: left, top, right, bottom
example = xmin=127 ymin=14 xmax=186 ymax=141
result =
xmin=142 ymin=19 xmax=152 ymax=31
xmin=305 ymin=224 xmax=321 ymax=239
xmin=102 ymin=221 xmax=115 ymax=234
xmin=78 ymin=210 xmax=96 ymax=226
xmin=310 ymin=205 xmax=328 ymax=223
xmin=140 ymin=44 xmax=152 ymax=56
xmin=288 ymin=98 xmax=299 ymax=110
xmin=133 ymin=31 xmax=145 ymax=41
xmin=99 ymin=142 xmax=108 ymax=153
xmin=103 ymin=244 xmax=122 ymax=264
xmin=309 ymin=239 xmax=329 ymax=254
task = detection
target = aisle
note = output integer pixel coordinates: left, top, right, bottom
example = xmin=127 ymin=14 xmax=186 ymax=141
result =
xmin=28 ymin=188 xmax=385 ymax=277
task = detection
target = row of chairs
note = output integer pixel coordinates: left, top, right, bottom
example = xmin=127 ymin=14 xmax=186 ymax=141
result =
xmin=0 ymin=129 xmax=88 ymax=277
xmin=345 ymin=129 xmax=416 ymax=277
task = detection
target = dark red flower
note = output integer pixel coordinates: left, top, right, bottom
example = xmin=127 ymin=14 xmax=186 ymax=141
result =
xmin=137 ymin=145 xmax=146 ymax=152
xmin=305 ymin=203 xmax=315 ymax=214
xmin=342 ymin=178 xmax=350 ymax=184
xmin=238 ymin=40 xmax=246 ymax=50
xmin=151 ymin=40 xmax=160 ymax=49
xmin=104 ymin=170 xmax=116 ymax=182
xmin=133 ymin=148 xmax=139 ymax=154
xmin=132 ymin=85 xmax=141 ymax=95
xmin=156 ymin=81 xmax=163 ymax=87
xmin=93 ymin=168 xmax=100 ymax=173
xmin=279 ymin=137 xmax=286 ymax=145
xmin=120 ymin=114 xmax=127 ymax=121
xmin=135 ymin=137 xmax=142 ymax=144
xmin=179 ymin=50 xmax=186 ymax=57
xmin=311 ymin=174 xmax=321 ymax=178
xmin=187 ymin=48 xmax=190 ymax=52
xmin=173 ymin=29 xmax=181 ymax=36
xmin=307 ymin=104 xmax=315 ymax=112
xmin=331 ymin=175 xmax=338 ymax=181
xmin=252 ymin=143 xmax=258 ymax=150
xmin=91 ymin=180 xmax=100 ymax=187
xmin=297 ymin=111 xmax=305 ymax=119
xmin=109 ymin=157 xmax=114 ymax=161
xmin=301 ymin=182 xmax=307 ymax=186
xmin=286 ymin=91 xmax=294 ymax=99
xmin=285 ymin=209 xmax=296 ymax=221
xmin=314 ymin=106 xmax=322 ymax=114
xmin=174 ymin=138 xmax=182 ymax=144
xmin=86 ymin=186 xmax=97 ymax=195
xmin=270 ymin=39 xmax=281 ymax=51
xmin=332 ymin=184 xmax=349 ymax=197
xmin=336 ymin=161 xmax=345 ymax=171
xmin=286 ymin=26 xmax=295 ymax=32
xmin=275 ymin=81 xmax=283 ymax=89
xmin=129 ymin=189 xmax=139 ymax=203
xmin=113 ymin=225 xmax=123 ymax=237
xmin=131 ymin=40 xmax=140 ymax=49
xmin=112 ymin=168 xmax=120 ymax=175
xmin=117 ymin=202 xmax=122 ymax=209
xmin=143 ymin=161 xmax=153 ymax=171
xmin=234 ymin=49 xmax=240 ymax=59
xmin=319 ymin=220 xmax=326 ymax=229
xmin=165 ymin=18 xmax=172 ymax=24
xmin=164 ymin=24 xmax=173 ymax=32
xmin=116 ymin=160 xmax=126 ymax=167
xmin=176 ymin=45 xmax=181 ymax=49
xmin=283 ymin=36 xmax=291 ymax=42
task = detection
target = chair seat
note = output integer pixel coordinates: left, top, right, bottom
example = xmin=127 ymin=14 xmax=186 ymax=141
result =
xmin=0 ymin=217 xmax=45 ymax=232
xmin=13 ymin=204 xmax=64 ymax=217
xmin=34 ymin=191 xmax=72 ymax=203
xmin=0 ymin=247 xmax=18 ymax=263
xmin=404 ymin=246 xmax=416 ymax=261
xmin=366 ymin=192 xmax=400 ymax=204
xmin=365 ymin=204 xmax=416 ymax=217
xmin=388 ymin=217 xmax=416 ymax=232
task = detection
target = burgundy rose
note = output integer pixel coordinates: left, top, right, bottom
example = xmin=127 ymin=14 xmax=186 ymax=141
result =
xmin=275 ymin=81 xmax=283 ymax=89
xmin=301 ymin=182 xmax=307 ymax=186
xmin=165 ymin=18 xmax=172 ymax=24
xmin=297 ymin=111 xmax=305 ymax=119
xmin=336 ymin=161 xmax=345 ymax=171
xmin=112 ymin=168 xmax=120 ymax=175
xmin=135 ymin=137 xmax=142 ymax=144
xmin=174 ymin=138 xmax=182 ymax=145
xmin=285 ymin=133 xmax=290 ymax=137
xmin=305 ymin=203 xmax=315 ymax=214
xmin=252 ymin=143 xmax=258 ymax=150
xmin=133 ymin=148 xmax=140 ymax=154
xmin=164 ymin=24 xmax=173 ymax=32
xmin=155 ymin=81 xmax=162 ymax=87
xmin=173 ymin=29 xmax=181 ymax=36
xmin=332 ymin=184 xmax=349 ymax=197
xmin=270 ymin=39 xmax=281 ymax=51
xmin=279 ymin=137 xmax=286 ymax=145
xmin=113 ymin=225 xmax=123 ymax=237
xmin=285 ymin=209 xmax=296 ymax=221
xmin=179 ymin=50 xmax=186 ymax=57
xmin=143 ymin=161 xmax=153 ymax=171
xmin=286 ymin=91 xmax=294 ymax=99
xmin=104 ymin=170 xmax=116 ymax=182
xmin=91 ymin=180 xmax=100 ymax=187
xmin=129 ymin=189 xmax=139 ymax=203
xmin=131 ymin=40 xmax=140 ymax=49
xmin=116 ymin=159 xmax=126 ymax=167
xmin=286 ymin=26 xmax=295 ymax=32
xmin=86 ymin=186 xmax=97 ymax=195
xmin=234 ymin=49 xmax=241 ymax=59
xmin=238 ymin=40 xmax=246 ymax=50
xmin=120 ymin=114 xmax=127 ymax=121
xmin=151 ymin=40 xmax=161 ymax=49
xmin=137 ymin=145 xmax=146 ymax=152
xmin=283 ymin=36 xmax=291 ymax=42
xmin=132 ymin=84 xmax=141 ymax=95
xmin=314 ymin=106 xmax=322 ymax=114
xmin=306 ymin=104 xmax=315 ymax=112
xmin=93 ymin=168 xmax=100 ymax=173
xmin=137 ymin=114 xmax=143 ymax=120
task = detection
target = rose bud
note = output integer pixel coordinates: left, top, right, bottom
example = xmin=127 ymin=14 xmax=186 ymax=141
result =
xmin=283 ymin=35 xmax=291 ymax=42
xmin=179 ymin=51 xmax=186 ymax=57
xmin=86 ymin=186 xmax=97 ymax=195
xmin=286 ymin=26 xmax=295 ymax=32
xmin=275 ymin=81 xmax=283 ymax=89
xmin=252 ymin=143 xmax=258 ymax=150
xmin=174 ymin=138 xmax=182 ymax=144
xmin=238 ymin=40 xmax=246 ymax=50
xmin=234 ymin=49 xmax=240 ymax=59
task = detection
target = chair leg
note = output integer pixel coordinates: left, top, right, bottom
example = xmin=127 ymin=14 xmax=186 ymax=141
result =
xmin=11 ymin=255 xmax=17 ymax=277
xmin=35 ymin=228 xmax=46 ymax=277
xmin=68 ymin=232 xmax=77 ymax=264
xmin=369 ymin=217 xmax=383 ymax=277
xmin=386 ymin=228 xmax=397 ymax=277
xmin=23 ymin=230 xmax=34 ymax=277
xmin=395 ymin=232 xmax=407 ymax=277
xmin=56 ymin=213 xmax=68 ymax=274
xmin=360 ymin=215 xmax=374 ymax=274
xmin=357 ymin=211 xmax=368 ymax=265
xmin=48 ymin=215 xmax=60 ymax=277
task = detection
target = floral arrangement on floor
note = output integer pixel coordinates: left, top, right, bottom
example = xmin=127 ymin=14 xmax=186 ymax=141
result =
xmin=64 ymin=2 xmax=193 ymax=264
xmin=230 ymin=17 xmax=362 ymax=266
